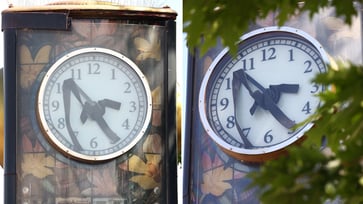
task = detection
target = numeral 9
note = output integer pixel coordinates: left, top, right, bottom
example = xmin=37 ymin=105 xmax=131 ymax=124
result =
xmin=220 ymin=98 xmax=229 ymax=111
xmin=52 ymin=100 xmax=60 ymax=111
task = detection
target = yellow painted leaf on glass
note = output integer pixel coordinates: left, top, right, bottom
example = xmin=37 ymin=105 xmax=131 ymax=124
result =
xmin=134 ymin=31 xmax=160 ymax=61
xmin=20 ymin=45 xmax=51 ymax=89
xmin=120 ymin=154 xmax=161 ymax=190
xmin=201 ymin=166 xmax=233 ymax=196
xmin=22 ymin=153 xmax=54 ymax=179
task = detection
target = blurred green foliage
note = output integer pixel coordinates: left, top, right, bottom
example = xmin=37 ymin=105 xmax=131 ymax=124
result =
xmin=184 ymin=0 xmax=361 ymax=54
xmin=249 ymin=63 xmax=363 ymax=203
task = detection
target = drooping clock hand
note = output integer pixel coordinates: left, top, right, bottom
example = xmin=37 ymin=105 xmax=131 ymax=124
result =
xmin=232 ymin=72 xmax=254 ymax=149
xmin=233 ymin=69 xmax=299 ymax=129
xmin=62 ymin=79 xmax=83 ymax=150
xmin=79 ymin=100 xmax=121 ymax=144
xmin=63 ymin=78 xmax=121 ymax=146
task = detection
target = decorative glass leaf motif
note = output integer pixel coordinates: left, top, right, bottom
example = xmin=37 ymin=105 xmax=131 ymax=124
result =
xmin=54 ymin=20 xmax=120 ymax=55
xmin=22 ymin=174 xmax=55 ymax=200
xmin=119 ymin=154 xmax=161 ymax=190
xmin=200 ymin=152 xmax=235 ymax=196
xmin=41 ymin=177 xmax=55 ymax=194
xmin=21 ymin=153 xmax=54 ymax=179
xmin=19 ymin=45 xmax=51 ymax=89
xmin=21 ymin=117 xmax=43 ymax=152
xmin=75 ymin=169 xmax=94 ymax=195
xmin=91 ymin=167 xmax=119 ymax=196
xmin=143 ymin=134 xmax=162 ymax=154
xmin=134 ymin=30 xmax=161 ymax=61
xmin=201 ymin=166 xmax=233 ymax=196
xmin=72 ymin=20 xmax=118 ymax=46
xmin=152 ymin=86 xmax=161 ymax=104
xmin=54 ymin=163 xmax=93 ymax=197
xmin=202 ymin=152 xmax=224 ymax=172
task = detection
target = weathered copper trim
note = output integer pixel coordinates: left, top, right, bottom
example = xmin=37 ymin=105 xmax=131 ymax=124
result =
xmin=3 ymin=2 xmax=177 ymax=20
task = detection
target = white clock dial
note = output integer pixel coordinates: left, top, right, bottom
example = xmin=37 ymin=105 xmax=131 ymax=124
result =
xmin=199 ymin=27 xmax=328 ymax=162
xmin=37 ymin=47 xmax=152 ymax=162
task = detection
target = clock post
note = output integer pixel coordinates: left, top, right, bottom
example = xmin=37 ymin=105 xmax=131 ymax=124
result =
xmin=2 ymin=2 xmax=177 ymax=203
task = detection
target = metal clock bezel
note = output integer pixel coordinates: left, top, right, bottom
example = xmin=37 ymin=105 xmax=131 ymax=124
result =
xmin=198 ymin=26 xmax=329 ymax=162
xmin=37 ymin=47 xmax=153 ymax=162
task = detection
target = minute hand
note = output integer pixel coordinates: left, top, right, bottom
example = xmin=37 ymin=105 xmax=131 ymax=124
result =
xmin=63 ymin=79 xmax=121 ymax=144
xmin=232 ymin=72 xmax=253 ymax=148
xmin=234 ymin=69 xmax=299 ymax=129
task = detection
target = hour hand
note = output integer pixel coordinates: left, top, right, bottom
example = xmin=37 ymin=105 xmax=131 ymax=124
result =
xmin=233 ymin=69 xmax=299 ymax=129
xmin=80 ymin=101 xmax=121 ymax=143
xmin=99 ymin=99 xmax=121 ymax=110
xmin=249 ymin=84 xmax=299 ymax=115
xmin=80 ymin=99 xmax=121 ymax=123
xmin=250 ymin=90 xmax=297 ymax=129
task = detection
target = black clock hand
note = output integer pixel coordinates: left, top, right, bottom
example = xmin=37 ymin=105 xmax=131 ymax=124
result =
xmin=63 ymin=78 xmax=121 ymax=144
xmin=241 ymin=72 xmax=299 ymax=117
xmin=250 ymin=90 xmax=297 ymax=129
xmin=80 ymin=99 xmax=121 ymax=123
xmin=249 ymin=84 xmax=300 ymax=115
xmin=80 ymin=101 xmax=121 ymax=144
xmin=232 ymin=71 xmax=254 ymax=148
xmin=234 ymin=69 xmax=299 ymax=129
xmin=99 ymin=99 xmax=122 ymax=110
xmin=62 ymin=79 xmax=84 ymax=150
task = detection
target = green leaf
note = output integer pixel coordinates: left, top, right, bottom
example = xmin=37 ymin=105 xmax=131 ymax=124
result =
xmin=184 ymin=0 xmax=362 ymax=55
xmin=248 ymin=63 xmax=363 ymax=203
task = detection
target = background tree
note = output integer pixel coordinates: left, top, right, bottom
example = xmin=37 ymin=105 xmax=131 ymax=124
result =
xmin=184 ymin=0 xmax=363 ymax=203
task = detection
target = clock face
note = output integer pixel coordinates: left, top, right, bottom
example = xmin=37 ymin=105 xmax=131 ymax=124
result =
xmin=199 ymin=27 xmax=328 ymax=162
xmin=37 ymin=47 xmax=152 ymax=162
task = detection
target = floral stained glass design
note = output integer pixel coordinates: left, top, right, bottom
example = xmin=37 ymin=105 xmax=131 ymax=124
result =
xmin=17 ymin=19 xmax=170 ymax=203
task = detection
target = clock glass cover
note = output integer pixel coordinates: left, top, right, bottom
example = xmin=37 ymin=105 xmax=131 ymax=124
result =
xmin=37 ymin=47 xmax=152 ymax=162
xmin=199 ymin=27 xmax=328 ymax=161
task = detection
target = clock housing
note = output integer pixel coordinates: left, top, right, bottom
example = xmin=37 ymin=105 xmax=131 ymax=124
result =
xmin=199 ymin=26 xmax=329 ymax=162
xmin=37 ymin=47 xmax=152 ymax=162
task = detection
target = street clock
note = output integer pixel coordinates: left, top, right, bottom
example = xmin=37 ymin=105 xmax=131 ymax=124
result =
xmin=2 ymin=2 xmax=177 ymax=203
xmin=198 ymin=27 xmax=328 ymax=162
